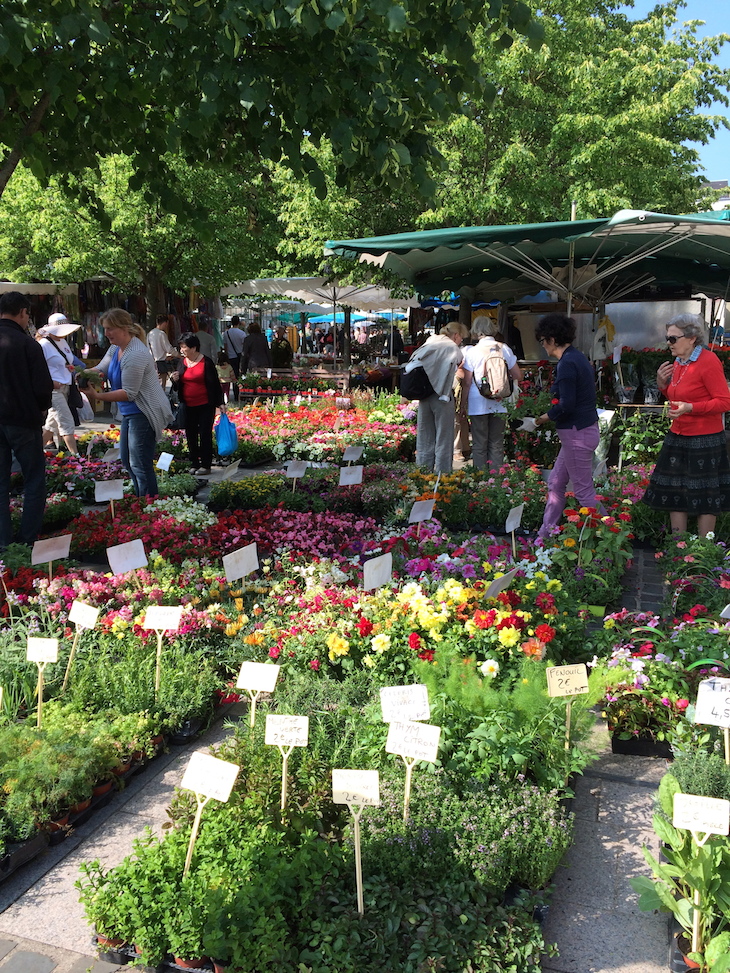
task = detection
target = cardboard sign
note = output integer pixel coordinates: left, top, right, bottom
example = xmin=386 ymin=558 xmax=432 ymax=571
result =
xmin=265 ymin=714 xmax=310 ymax=748
xmin=102 ymin=446 xmax=120 ymax=463
xmin=342 ymin=446 xmax=364 ymax=462
xmin=386 ymin=720 xmax=441 ymax=763
xmin=236 ymin=661 xmax=280 ymax=693
xmin=181 ymin=752 xmax=240 ymax=803
xmin=380 ymin=685 xmax=430 ymax=723
xmin=673 ymin=793 xmax=730 ymax=836
xmin=68 ymin=601 xmax=100 ymax=630
xmin=156 ymin=451 xmax=174 ymax=471
xmin=720 ymin=603 xmax=730 ymax=620
xmin=107 ymin=538 xmax=147 ymax=575
xmin=505 ymin=503 xmax=524 ymax=534
xmin=266 ymin=368 xmax=272 ymax=379
xmin=597 ymin=409 xmax=616 ymax=425
xmin=332 ymin=769 xmax=380 ymax=806
xmin=94 ymin=479 xmax=125 ymax=502
xmin=220 ymin=459 xmax=241 ymax=481
xmin=339 ymin=465 xmax=363 ymax=486
xmin=546 ymin=663 xmax=589 ymax=698
xmin=32 ymin=535 xmax=72 ymax=564
xmin=408 ymin=499 xmax=435 ymax=524
xmin=363 ymin=552 xmax=392 ymax=592
xmin=27 ymin=637 xmax=59 ymax=663
xmin=143 ymin=605 xmax=183 ymax=632
xmin=285 ymin=460 xmax=308 ymax=479
xmin=222 ymin=542 xmax=259 ymax=583
xmin=612 ymin=345 xmax=622 ymax=365
xmin=484 ymin=568 xmax=519 ymax=600
xmin=695 ymin=678 xmax=730 ymax=728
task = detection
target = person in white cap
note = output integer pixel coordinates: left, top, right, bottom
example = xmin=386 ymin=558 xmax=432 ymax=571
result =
xmin=37 ymin=313 xmax=81 ymax=454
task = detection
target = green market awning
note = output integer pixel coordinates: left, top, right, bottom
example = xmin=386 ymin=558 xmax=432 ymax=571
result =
xmin=325 ymin=209 xmax=730 ymax=305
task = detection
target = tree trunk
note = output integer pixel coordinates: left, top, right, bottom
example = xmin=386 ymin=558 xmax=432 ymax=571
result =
xmin=343 ymin=307 xmax=352 ymax=368
xmin=0 ymin=92 xmax=51 ymax=198
xmin=143 ymin=270 xmax=163 ymax=331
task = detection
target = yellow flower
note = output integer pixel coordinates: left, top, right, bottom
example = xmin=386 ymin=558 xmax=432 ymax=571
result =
xmin=546 ymin=579 xmax=562 ymax=592
xmin=481 ymin=561 xmax=494 ymax=574
xmin=327 ymin=633 xmax=350 ymax=661
xmin=497 ymin=626 xmax=520 ymax=648
xmin=604 ymin=618 xmax=615 ymax=629
xmin=563 ymin=537 xmax=577 ymax=548
xmin=363 ymin=655 xmax=376 ymax=669
xmin=371 ymin=633 xmax=391 ymax=654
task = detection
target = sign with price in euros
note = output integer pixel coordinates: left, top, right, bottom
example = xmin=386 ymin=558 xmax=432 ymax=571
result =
xmin=546 ymin=664 xmax=589 ymax=698
xmin=695 ymin=678 xmax=730 ymax=729
xmin=265 ymin=715 xmax=309 ymax=748
xmin=332 ymin=770 xmax=380 ymax=807
xmin=673 ymin=793 xmax=730 ymax=836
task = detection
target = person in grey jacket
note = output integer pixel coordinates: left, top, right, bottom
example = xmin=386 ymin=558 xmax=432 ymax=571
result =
xmin=240 ymin=322 xmax=272 ymax=373
xmin=84 ymin=308 xmax=172 ymax=496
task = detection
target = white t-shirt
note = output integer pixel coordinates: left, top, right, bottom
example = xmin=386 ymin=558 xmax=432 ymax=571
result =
xmin=39 ymin=337 xmax=74 ymax=384
xmin=224 ymin=327 xmax=245 ymax=357
xmin=147 ymin=327 xmax=174 ymax=361
xmin=463 ymin=338 xmax=517 ymax=416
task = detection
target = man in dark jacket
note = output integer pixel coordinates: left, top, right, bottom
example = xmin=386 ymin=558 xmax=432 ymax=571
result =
xmin=0 ymin=292 xmax=53 ymax=549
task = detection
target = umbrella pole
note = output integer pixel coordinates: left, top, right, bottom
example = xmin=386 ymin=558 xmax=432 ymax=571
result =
xmin=566 ymin=200 xmax=577 ymax=317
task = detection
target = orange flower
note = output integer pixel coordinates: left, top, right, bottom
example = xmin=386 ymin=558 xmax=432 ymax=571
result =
xmin=521 ymin=638 xmax=546 ymax=660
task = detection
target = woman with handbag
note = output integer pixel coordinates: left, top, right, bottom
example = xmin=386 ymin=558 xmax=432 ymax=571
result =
xmin=171 ymin=332 xmax=225 ymax=476
xmin=37 ymin=318 xmax=83 ymax=454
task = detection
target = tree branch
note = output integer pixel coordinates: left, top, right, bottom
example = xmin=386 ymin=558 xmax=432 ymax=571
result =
xmin=0 ymin=91 xmax=52 ymax=197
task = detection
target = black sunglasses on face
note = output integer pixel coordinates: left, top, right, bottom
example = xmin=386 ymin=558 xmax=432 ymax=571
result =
xmin=666 ymin=335 xmax=681 ymax=344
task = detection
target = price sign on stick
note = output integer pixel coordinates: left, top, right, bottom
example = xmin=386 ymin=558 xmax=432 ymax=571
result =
xmin=612 ymin=345 xmax=622 ymax=365
xmin=386 ymin=720 xmax=442 ymax=822
xmin=94 ymin=479 xmax=124 ymax=502
xmin=32 ymin=534 xmax=72 ymax=580
xmin=380 ymin=685 xmax=430 ymax=723
xmin=342 ymin=445 xmax=364 ymax=463
xmin=27 ymin=637 xmax=58 ymax=730
xmin=285 ymin=461 xmax=308 ymax=479
xmin=265 ymin=715 xmax=310 ymax=810
xmin=156 ymin=451 xmax=174 ymax=471
xmin=695 ymin=678 xmax=730 ymax=765
xmin=102 ymin=446 xmax=120 ymax=463
xmin=547 ymin=663 xmax=589 ymax=752
xmin=409 ymin=499 xmax=435 ymax=524
xmin=484 ymin=568 xmax=519 ymax=601
xmin=220 ymin=459 xmax=241 ymax=481
xmin=107 ymin=539 xmax=147 ymax=576
xmin=180 ymin=752 xmax=240 ymax=876
xmin=363 ymin=552 xmax=392 ymax=592
xmin=518 ymin=417 xmax=538 ymax=433
xmin=236 ymin=661 xmax=280 ymax=726
xmin=64 ymin=602 xmax=101 ymax=692
xmin=222 ymin=543 xmax=259 ymax=584
xmin=720 ymin=603 xmax=730 ymax=620
xmin=339 ymin=465 xmax=363 ymax=486
xmin=332 ymin=769 xmax=381 ymax=915
xmin=505 ymin=504 xmax=524 ymax=535
xmin=143 ymin=606 xmax=184 ymax=695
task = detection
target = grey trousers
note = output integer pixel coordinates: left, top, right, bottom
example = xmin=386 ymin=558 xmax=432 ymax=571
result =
xmin=470 ymin=412 xmax=507 ymax=470
xmin=416 ymin=394 xmax=455 ymax=473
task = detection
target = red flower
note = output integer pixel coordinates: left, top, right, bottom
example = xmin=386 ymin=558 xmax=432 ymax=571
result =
xmin=310 ymin=659 xmax=320 ymax=671
xmin=357 ymin=617 xmax=374 ymax=637
xmin=534 ymin=623 xmax=556 ymax=644
xmin=417 ymin=649 xmax=435 ymax=662
xmin=551 ymin=398 xmax=559 ymax=405
xmin=408 ymin=632 xmax=422 ymax=650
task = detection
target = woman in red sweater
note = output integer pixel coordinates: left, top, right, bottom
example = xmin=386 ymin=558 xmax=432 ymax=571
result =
xmin=643 ymin=314 xmax=730 ymax=536
xmin=171 ymin=332 xmax=225 ymax=476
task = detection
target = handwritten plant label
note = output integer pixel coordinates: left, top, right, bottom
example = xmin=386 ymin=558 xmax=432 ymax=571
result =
xmin=107 ymin=539 xmax=147 ymax=575
xmin=695 ymin=678 xmax=730 ymax=728
xmin=266 ymin=368 xmax=272 ymax=379
xmin=294 ymin=394 xmax=302 ymax=406
xmin=546 ymin=663 xmax=589 ymax=698
xmin=673 ymin=793 xmax=730 ymax=835
xmin=343 ymin=445 xmax=364 ymax=462
xmin=386 ymin=720 xmax=441 ymax=763
xmin=518 ymin=417 xmax=538 ymax=432
xmin=265 ymin=715 xmax=310 ymax=748
xmin=332 ymin=769 xmax=380 ymax=806
xmin=720 ymin=603 xmax=730 ymax=620
xmin=236 ymin=661 xmax=280 ymax=693
xmin=220 ymin=459 xmax=241 ymax=481
xmin=156 ymin=451 xmax=174 ymax=471
xmin=143 ymin=605 xmax=183 ymax=632
xmin=363 ymin=552 xmax=392 ymax=592
xmin=505 ymin=503 xmax=524 ymax=534
xmin=612 ymin=345 xmax=622 ymax=365
xmin=408 ymin=499 xmax=435 ymax=524
xmin=68 ymin=601 xmax=100 ymax=630
xmin=380 ymin=685 xmax=430 ymax=723
xmin=32 ymin=534 xmax=72 ymax=564
xmin=285 ymin=460 xmax=308 ymax=479
xmin=94 ymin=479 xmax=125 ymax=502
xmin=222 ymin=542 xmax=259 ymax=583
xmin=27 ymin=637 xmax=59 ymax=663
xmin=484 ymin=568 xmax=519 ymax=600
xmin=181 ymin=752 xmax=240 ymax=802
xmin=597 ymin=409 xmax=616 ymax=425
xmin=102 ymin=446 xmax=120 ymax=463
xmin=339 ymin=465 xmax=363 ymax=486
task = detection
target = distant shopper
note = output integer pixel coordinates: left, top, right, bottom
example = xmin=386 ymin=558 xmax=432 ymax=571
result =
xmin=216 ymin=351 xmax=237 ymax=402
xmin=196 ymin=317 xmax=219 ymax=362
xmin=171 ymin=333 xmax=225 ymax=476
xmin=37 ymin=318 xmax=83 ymax=455
xmin=147 ymin=315 xmax=176 ymax=387
xmin=223 ymin=316 xmax=245 ymax=377
xmin=240 ymin=322 xmax=272 ymax=373
xmin=0 ymin=292 xmax=53 ymax=549
xmin=271 ymin=326 xmax=293 ymax=368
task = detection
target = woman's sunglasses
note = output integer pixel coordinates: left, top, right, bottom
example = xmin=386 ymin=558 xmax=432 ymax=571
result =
xmin=665 ymin=335 xmax=681 ymax=345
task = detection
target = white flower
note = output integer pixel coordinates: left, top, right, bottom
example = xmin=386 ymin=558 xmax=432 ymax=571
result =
xmin=480 ymin=659 xmax=499 ymax=678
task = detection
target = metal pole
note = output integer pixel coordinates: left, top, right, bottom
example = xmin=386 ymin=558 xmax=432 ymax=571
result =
xmin=567 ymin=200 xmax=577 ymax=317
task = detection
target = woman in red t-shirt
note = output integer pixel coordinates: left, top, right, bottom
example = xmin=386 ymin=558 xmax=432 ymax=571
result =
xmin=643 ymin=314 xmax=730 ymax=536
xmin=171 ymin=332 xmax=225 ymax=476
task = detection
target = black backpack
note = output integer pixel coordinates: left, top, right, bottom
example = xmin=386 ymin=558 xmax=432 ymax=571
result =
xmin=400 ymin=365 xmax=435 ymax=400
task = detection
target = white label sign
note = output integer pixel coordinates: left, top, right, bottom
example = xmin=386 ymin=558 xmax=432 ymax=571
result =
xmin=612 ymin=345 xmax=622 ymax=365
xmin=220 ymin=459 xmax=241 ymax=481
xmin=332 ymin=769 xmax=380 ymax=806
xmin=102 ymin=446 xmax=121 ymax=463
xmin=342 ymin=446 xmax=364 ymax=462
xmin=484 ymin=568 xmax=519 ymax=600
xmin=143 ymin=605 xmax=183 ymax=632
xmin=32 ymin=534 xmax=72 ymax=564
xmin=380 ymin=685 xmax=430 ymax=723
xmin=720 ymin=603 xmax=730 ymax=620
xmin=363 ymin=552 xmax=392 ymax=592
xmin=68 ymin=601 xmax=100 ymax=630
xmin=409 ymin=499 xmax=435 ymax=524
xmin=265 ymin=715 xmax=310 ymax=748
xmin=107 ymin=539 xmax=147 ymax=575
xmin=386 ymin=720 xmax=441 ymax=763
xmin=673 ymin=793 xmax=730 ymax=836
xmin=156 ymin=451 xmax=174 ymax=471
xmin=518 ymin=417 xmax=538 ymax=433
xmin=285 ymin=461 xmax=308 ymax=479
xmin=505 ymin=503 xmax=524 ymax=534
xmin=339 ymin=465 xmax=363 ymax=486
xmin=236 ymin=661 xmax=280 ymax=693
xmin=695 ymin=678 xmax=730 ymax=728
xmin=181 ymin=752 xmax=240 ymax=802
xmin=27 ymin=637 xmax=59 ymax=663
xmin=94 ymin=479 xmax=125 ymax=502
xmin=546 ymin=664 xmax=589 ymax=698
xmin=597 ymin=409 xmax=616 ymax=425
xmin=222 ymin=542 xmax=259 ymax=583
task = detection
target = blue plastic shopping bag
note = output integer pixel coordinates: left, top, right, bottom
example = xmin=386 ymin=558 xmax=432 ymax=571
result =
xmin=215 ymin=413 xmax=238 ymax=457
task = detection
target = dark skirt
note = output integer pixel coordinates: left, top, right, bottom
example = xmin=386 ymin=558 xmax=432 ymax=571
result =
xmin=642 ymin=431 xmax=730 ymax=513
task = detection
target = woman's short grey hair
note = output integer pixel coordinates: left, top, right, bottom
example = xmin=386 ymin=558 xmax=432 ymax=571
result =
xmin=667 ymin=313 xmax=707 ymax=347
xmin=471 ymin=315 xmax=499 ymax=339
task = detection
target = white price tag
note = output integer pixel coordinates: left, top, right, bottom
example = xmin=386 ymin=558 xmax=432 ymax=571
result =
xmin=518 ymin=417 xmax=538 ymax=432
xmin=332 ymin=769 xmax=380 ymax=806
xmin=612 ymin=345 xmax=622 ymax=365
xmin=32 ymin=535 xmax=72 ymax=564
xmin=597 ymin=409 xmax=616 ymax=425
xmin=546 ymin=663 xmax=589 ymax=698
xmin=143 ymin=605 xmax=183 ymax=632
xmin=342 ymin=446 xmax=364 ymax=462
xmin=236 ymin=661 xmax=280 ymax=693
xmin=107 ymin=539 xmax=147 ymax=575
xmin=386 ymin=720 xmax=441 ymax=763
xmin=156 ymin=452 xmax=174 ymax=471
xmin=505 ymin=503 xmax=524 ymax=534
xmin=265 ymin=715 xmax=309 ymax=748
xmin=380 ymin=685 xmax=430 ymax=723
xmin=673 ymin=793 xmax=730 ymax=835
xmin=94 ymin=479 xmax=125 ymax=502
xmin=266 ymin=368 xmax=272 ymax=379
xmin=720 ymin=603 xmax=730 ymax=620
xmin=180 ymin=752 xmax=239 ymax=802
xmin=363 ymin=553 xmax=392 ymax=592
xmin=695 ymin=678 xmax=730 ymax=728
xmin=68 ymin=601 xmax=100 ymax=630
xmin=222 ymin=542 xmax=259 ymax=583
xmin=27 ymin=637 xmax=59 ymax=663
xmin=339 ymin=465 xmax=363 ymax=486
xmin=220 ymin=459 xmax=241 ymax=481
xmin=408 ymin=499 xmax=435 ymax=524
xmin=102 ymin=446 xmax=121 ymax=463
xmin=484 ymin=568 xmax=519 ymax=600
xmin=285 ymin=461 xmax=308 ymax=479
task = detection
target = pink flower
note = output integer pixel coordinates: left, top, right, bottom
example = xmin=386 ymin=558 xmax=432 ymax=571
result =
xmin=676 ymin=699 xmax=690 ymax=712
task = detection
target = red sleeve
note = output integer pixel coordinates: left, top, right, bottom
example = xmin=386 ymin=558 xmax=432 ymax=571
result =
xmin=690 ymin=351 xmax=730 ymax=416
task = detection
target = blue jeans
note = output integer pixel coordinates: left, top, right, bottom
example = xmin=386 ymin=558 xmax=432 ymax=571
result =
xmin=0 ymin=424 xmax=46 ymax=548
xmin=120 ymin=412 xmax=158 ymax=497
